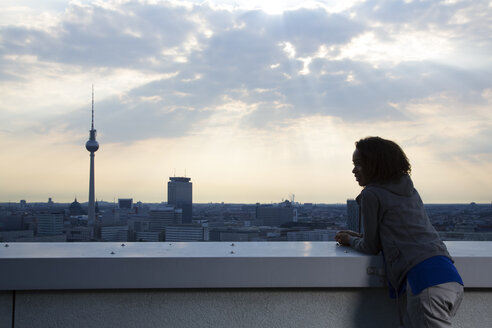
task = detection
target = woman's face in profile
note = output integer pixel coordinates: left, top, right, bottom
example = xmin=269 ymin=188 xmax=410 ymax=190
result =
xmin=352 ymin=149 xmax=369 ymax=186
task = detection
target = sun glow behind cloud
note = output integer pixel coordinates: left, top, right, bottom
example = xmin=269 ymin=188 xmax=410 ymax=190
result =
xmin=334 ymin=31 xmax=454 ymax=66
xmin=0 ymin=0 xmax=491 ymax=203
xmin=197 ymin=0 xmax=363 ymax=14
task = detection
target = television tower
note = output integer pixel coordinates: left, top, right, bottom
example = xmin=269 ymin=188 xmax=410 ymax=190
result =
xmin=86 ymin=85 xmax=99 ymax=224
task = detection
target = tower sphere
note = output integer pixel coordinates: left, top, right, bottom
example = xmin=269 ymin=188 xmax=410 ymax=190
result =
xmin=86 ymin=139 xmax=99 ymax=152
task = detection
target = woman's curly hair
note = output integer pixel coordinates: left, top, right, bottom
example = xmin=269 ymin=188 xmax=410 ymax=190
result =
xmin=355 ymin=136 xmax=411 ymax=184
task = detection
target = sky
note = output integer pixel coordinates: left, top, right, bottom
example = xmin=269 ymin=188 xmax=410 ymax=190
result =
xmin=0 ymin=0 xmax=491 ymax=204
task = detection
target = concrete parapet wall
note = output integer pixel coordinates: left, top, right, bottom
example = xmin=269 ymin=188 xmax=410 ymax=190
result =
xmin=2 ymin=241 xmax=491 ymax=290
xmin=7 ymin=288 xmax=492 ymax=328
xmin=0 ymin=291 xmax=12 ymax=328
xmin=2 ymin=241 xmax=491 ymax=327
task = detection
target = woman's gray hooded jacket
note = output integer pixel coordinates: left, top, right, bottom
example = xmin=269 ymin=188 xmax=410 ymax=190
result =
xmin=348 ymin=175 xmax=451 ymax=290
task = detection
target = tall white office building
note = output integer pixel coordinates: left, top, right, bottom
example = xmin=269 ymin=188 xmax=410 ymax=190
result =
xmin=36 ymin=211 xmax=64 ymax=236
xmin=100 ymin=225 xmax=129 ymax=242
xmin=165 ymin=224 xmax=209 ymax=242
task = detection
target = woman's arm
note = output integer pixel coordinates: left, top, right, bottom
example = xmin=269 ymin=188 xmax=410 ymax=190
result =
xmin=337 ymin=230 xmax=362 ymax=237
xmin=349 ymin=190 xmax=382 ymax=255
xmin=335 ymin=230 xmax=362 ymax=245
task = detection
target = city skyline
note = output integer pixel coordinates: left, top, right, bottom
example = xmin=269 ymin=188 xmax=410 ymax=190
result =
xmin=1 ymin=0 xmax=491 ymax=204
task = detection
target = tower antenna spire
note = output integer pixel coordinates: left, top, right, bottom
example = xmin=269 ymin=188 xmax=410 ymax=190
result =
xmin=91 ymin=84 xmax=95 ymax=130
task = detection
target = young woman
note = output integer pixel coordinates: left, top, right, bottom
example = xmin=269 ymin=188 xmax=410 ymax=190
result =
xmin=335 ymin=136 xmax=463 ymax=328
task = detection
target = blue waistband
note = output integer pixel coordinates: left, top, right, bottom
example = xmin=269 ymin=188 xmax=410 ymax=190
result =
xmin=406 ymin=255 xmax=463 ymax=295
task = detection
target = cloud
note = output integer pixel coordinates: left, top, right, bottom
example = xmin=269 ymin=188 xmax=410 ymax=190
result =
xmin=1 ymin=0 xmax=491 ymax=150
xmin=0 ymin=2 xmax=202 ymax=69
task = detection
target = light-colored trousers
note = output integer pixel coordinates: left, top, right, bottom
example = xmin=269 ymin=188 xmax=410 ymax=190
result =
xmin=400 ymin=282 xmax=464 ymax=328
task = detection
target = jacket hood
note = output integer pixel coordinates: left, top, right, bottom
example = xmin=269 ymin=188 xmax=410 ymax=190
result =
xmin=369 ymin=174 xmax=414 ymax=197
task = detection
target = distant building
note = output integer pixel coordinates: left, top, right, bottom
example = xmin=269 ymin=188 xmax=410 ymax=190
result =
xmin=209 ymin=228 xmax=260 ymax=242
xmin=165 ymin=224 xmax=209 ymax=242
xmin=100 ymin=225 xmax=129 ymax=242
xmin=14 ymin=234 xmax=67 ymax=242
xmin=168 ymin=177 xmax=192 ymax=223
xmin=135 ymin=231 xmax=161 ymax=242
xmin=0 ymin=230 xmax=34 ymax=242
xmin=149 ymin=206 xmax=182 ymax=232
xmin=129 ymin=218 xmax=152 ymax=232
xmin=65 ymin=226 xmax=92 ymax=242
xmin=287 ymin=229 xmax=338 ymax=241
xmin=439 ymin=231 xmax=492 ymax=241
xmin=256 ymin=201 xmax=293 ymax=226
xmin=115 ymin=199 xmax=137 ymax=224
xmin=67 ymin=215 xmax=89 ymax=227
xmin=98 ymin=209 xmax=117 ymax=225
xmin=346 ymin=199 xmax=360 ymax=233
xmin=454 ymin=223 xmax=476 ymax=233
xmin=69 ymin=198 xmax=86 ymax=216
xmin=128 ymin=218 xmax=154 ymax=241
xmin=0 ymin=212 xmax=25 ymax=231
xmin=36 ymin=211 xmax=64 ymax=236
xmin=303 ymin=203 xmax=313 ymax=210
xmin=118 ymin=198 xmax=133 ymax=209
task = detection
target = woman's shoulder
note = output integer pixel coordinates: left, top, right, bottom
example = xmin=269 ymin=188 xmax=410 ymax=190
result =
xmin=365 ymin=175 xmax=415 ymax=196
xmin=359 ymin=186 xmax=381 ymax=201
